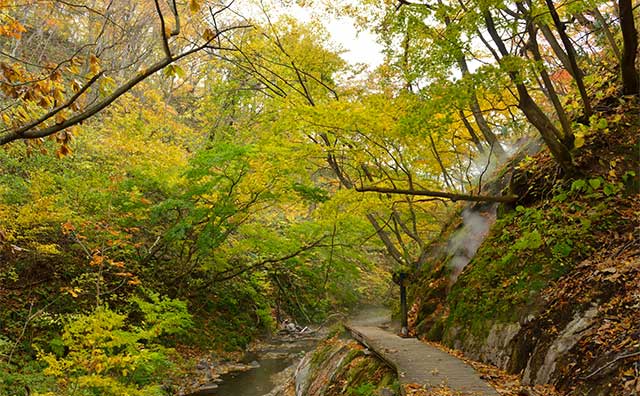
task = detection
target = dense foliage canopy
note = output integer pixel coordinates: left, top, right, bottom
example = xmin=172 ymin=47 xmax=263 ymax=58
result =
xmin=0 ymin=0 xmax=637 ymax=394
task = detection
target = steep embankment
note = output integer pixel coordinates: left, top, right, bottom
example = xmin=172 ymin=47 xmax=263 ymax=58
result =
xmin=270 ymin=334 xmax=399 ymax=396
xmin=408 ymin=99 xmax=639 ymax=396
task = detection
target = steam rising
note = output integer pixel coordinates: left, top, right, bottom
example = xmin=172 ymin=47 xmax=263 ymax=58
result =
xmin=447 ymin=205 xmax=497 ymax=283
xmin=445 ymin=137 xmax=540 ymax=283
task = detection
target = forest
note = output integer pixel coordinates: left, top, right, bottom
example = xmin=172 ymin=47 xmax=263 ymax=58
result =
xmin=0 ymin=0 xmax=638 ymax=395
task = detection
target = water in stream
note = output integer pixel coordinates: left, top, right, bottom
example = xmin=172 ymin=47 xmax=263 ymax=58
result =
xmin=198 ymin=358 xmax=292 ymax=396
xmin=188 ymin=336 xmax=318 ymax=396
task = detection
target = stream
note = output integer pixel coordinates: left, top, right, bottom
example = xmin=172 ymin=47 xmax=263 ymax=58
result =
xmin=187 ymin=335 xmax=319 ymax=396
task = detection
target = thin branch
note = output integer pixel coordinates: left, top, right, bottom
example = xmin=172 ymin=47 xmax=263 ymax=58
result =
xmin=153 ymin=0 xmax=172 ymax=59
xmin=170 ymin=0 xmax=180 ymax=36
xmin=9 ymin=71 xmax=104 ymax=137
xmin=580 ymin=350 xmax=640 ymax=380
xmin=213 ymin=237 xmax=328 ymax=282
xmin=0 ymin=23 xmax=251 ymax=146
xmin=355 ymin=185 xmax=518 ymax=203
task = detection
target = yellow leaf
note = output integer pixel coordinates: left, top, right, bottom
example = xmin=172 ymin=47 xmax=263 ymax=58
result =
xmin=53 ymin=88 xmax=65 ymax=103
xmin=109 ymin=261 xmax=125 ymax=268
xmin=574 ymin=134 xmax=585 ymax=148
xmin=90 ymin=254 xmax=104 ymax=266
xmin=55 ymin=112 xmax=66 ymax=124
xmin=89 ymin=54 xmax=100 ymax=74
xmin=189 ymin=0 xmax=201 ymax=12
xmin=70 ymin=79 xmax=81 ymax=93
xmin=203 ymin=28 xmax=216 ymax=41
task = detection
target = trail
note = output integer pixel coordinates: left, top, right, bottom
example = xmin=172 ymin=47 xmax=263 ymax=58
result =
xmin=347 ymin=307 xmax=498 ymax=396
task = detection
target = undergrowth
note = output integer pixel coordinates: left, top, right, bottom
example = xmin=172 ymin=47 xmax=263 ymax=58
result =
xmin=446 ymin=183 xmax=628 ymax=339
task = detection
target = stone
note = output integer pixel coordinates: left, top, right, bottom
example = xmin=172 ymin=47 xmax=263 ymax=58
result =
xmin=524 ymin=305 xmax=599 ymax=384
xmin=198 ymin=383 xmax=218 ymax=391
xmin=377 ymin=387 xmax=396 ymax=396
xmin=480 ymin=322 xmax=521 ymax=368
xmin=195 ymin=359 xmax=209 ymax=370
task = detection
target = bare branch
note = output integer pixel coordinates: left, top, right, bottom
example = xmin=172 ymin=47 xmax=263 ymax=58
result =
xmin=0 ymin=23 xmax=251 ymax=146
xmin=153 ymin=0 xmax=172 ymax=59
xmin=355 ymin=185 xmax=518 ymax=203
xmin=213 ymin=236 xmax=328 ymax=282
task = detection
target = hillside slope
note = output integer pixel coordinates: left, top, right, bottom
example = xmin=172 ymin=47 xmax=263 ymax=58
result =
xmin=407 ymin=97 xmax=639 ymax=396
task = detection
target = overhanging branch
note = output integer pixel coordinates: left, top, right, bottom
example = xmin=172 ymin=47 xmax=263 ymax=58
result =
xmin=0 ymin=23 xmax=251 ymax=146
xmin=355 ymin=185 xmax=518 ymax=203
xmin=213 ymin=236 xmax=328 ymax=282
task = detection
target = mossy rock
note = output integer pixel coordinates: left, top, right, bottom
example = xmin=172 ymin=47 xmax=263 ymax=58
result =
xmin=426 ymin=317 xmax=446 ymax=341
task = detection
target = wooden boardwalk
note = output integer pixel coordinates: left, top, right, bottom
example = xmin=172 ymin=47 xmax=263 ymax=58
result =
xmin=346 ymin=323 xmax=498 ymax=396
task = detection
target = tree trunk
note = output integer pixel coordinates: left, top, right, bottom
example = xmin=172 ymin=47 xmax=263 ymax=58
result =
xmin=483 ymin=10 xmax=575 ymax=173
xmin=539 ymin=24 xmax=578 ymax=79
xmin=454 ymin=30 xmax=505 ymax=156
xmin=544 ymin=0 xmax=592 ymax=117
xmin=429 ymin=134 xmax=456 ymax=189
xmin=619 ymin=0 xmax=640 ymax=95
xmin=467 ymin=88 xmax=506 ymax=157
xmin=583 ymin=10 xmax=621 ymax=61
xmin=458 ymin=110 xmax=486 ymax=153
xmin=516 ymin=85 xmax=575 ymax=171
xmin=519 ymin=2 xmax=573 ymax=145
xmin=355 ymin=185 xmax=519 ymax=202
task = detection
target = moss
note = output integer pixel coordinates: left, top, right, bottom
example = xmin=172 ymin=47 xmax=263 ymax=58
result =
xmin=426 ymin=317 xmax=445 ymax=341
xmin=442 ymin=188 xmax=629 ymax=341
xmin=314 ymin=340 xmax=399 ymax=396
xmin=311 ymin=341 xmax=339 ymax=368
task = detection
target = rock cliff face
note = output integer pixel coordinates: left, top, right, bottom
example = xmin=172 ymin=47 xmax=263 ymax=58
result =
xmin=270 ymin=336 xmax=399 ymax=396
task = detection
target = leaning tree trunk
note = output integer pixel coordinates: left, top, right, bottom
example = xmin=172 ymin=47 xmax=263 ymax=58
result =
xmin=438 ymin=1 xmax=506 ymax=157
xmin=518 ymin=2 xmax=573 ymax=145
xmin=539 ymin=24 xmax=579 ymax=79
xmin=588 ymin=9 xmax=622 ymax=61
xmin=619 ymin=0 xmax=639 ymax=95
xmin=457 ymin=54 xmax=506 ymax=157
xmin=483 ymin=10 xmax=575 ymax=173
xmin=544 ymin=0 xmax=592 ymax=117
xmin=459 ymin=110 xmax=486 ymax=153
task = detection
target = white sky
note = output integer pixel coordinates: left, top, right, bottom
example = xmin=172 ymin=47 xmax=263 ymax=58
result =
xmin=320 ymin=16 xmax=385 ymax=68
xmin=260 ymin=2 xmax=385 ymax=69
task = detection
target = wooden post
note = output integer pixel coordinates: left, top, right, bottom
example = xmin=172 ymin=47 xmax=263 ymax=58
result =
xmin=400 ymin=273 xmax=408 ymax=337
xmin=393 ymin=270 xmax=410 ymax=337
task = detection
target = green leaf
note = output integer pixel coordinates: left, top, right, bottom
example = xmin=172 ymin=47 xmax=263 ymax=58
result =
xmin=163 ymin=64 xmax=186 ymax=79
xmin=552 ymin=192 xmax=568 ymax=202
xmin=596 ymin=118 xmax=608 ymax=130
xmin=513 ymin=229 xmax=543 ymax=251
xmin=588 ymin=178 xmax=602 ymax=190
xmin=571 ymin=179 xmax=587 ymax=192
xmin=552 ymin=241 xmax=572 ymax=257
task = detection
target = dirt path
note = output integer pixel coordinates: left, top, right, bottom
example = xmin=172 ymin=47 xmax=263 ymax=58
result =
xmin=346 ymin=308 xmax=498 ymax=396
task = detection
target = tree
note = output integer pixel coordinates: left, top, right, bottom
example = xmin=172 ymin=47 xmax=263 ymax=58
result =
xmin=0 ymin=0 xmax=249 ymax=147
xmin=542 ymin=0 xmax=592 ymax=116
xmin=619 ymin=0 xmax=639 ymax=95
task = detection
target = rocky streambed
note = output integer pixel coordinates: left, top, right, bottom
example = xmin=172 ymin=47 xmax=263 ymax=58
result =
xmin=182 ymin=331 xmax=322 ymax=396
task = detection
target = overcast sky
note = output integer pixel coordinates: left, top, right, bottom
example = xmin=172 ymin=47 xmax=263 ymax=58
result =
xmin=322 ymin=16 xmax=384 ymax=67
xmin=260 ymin=2 xmax=386 ymax=69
